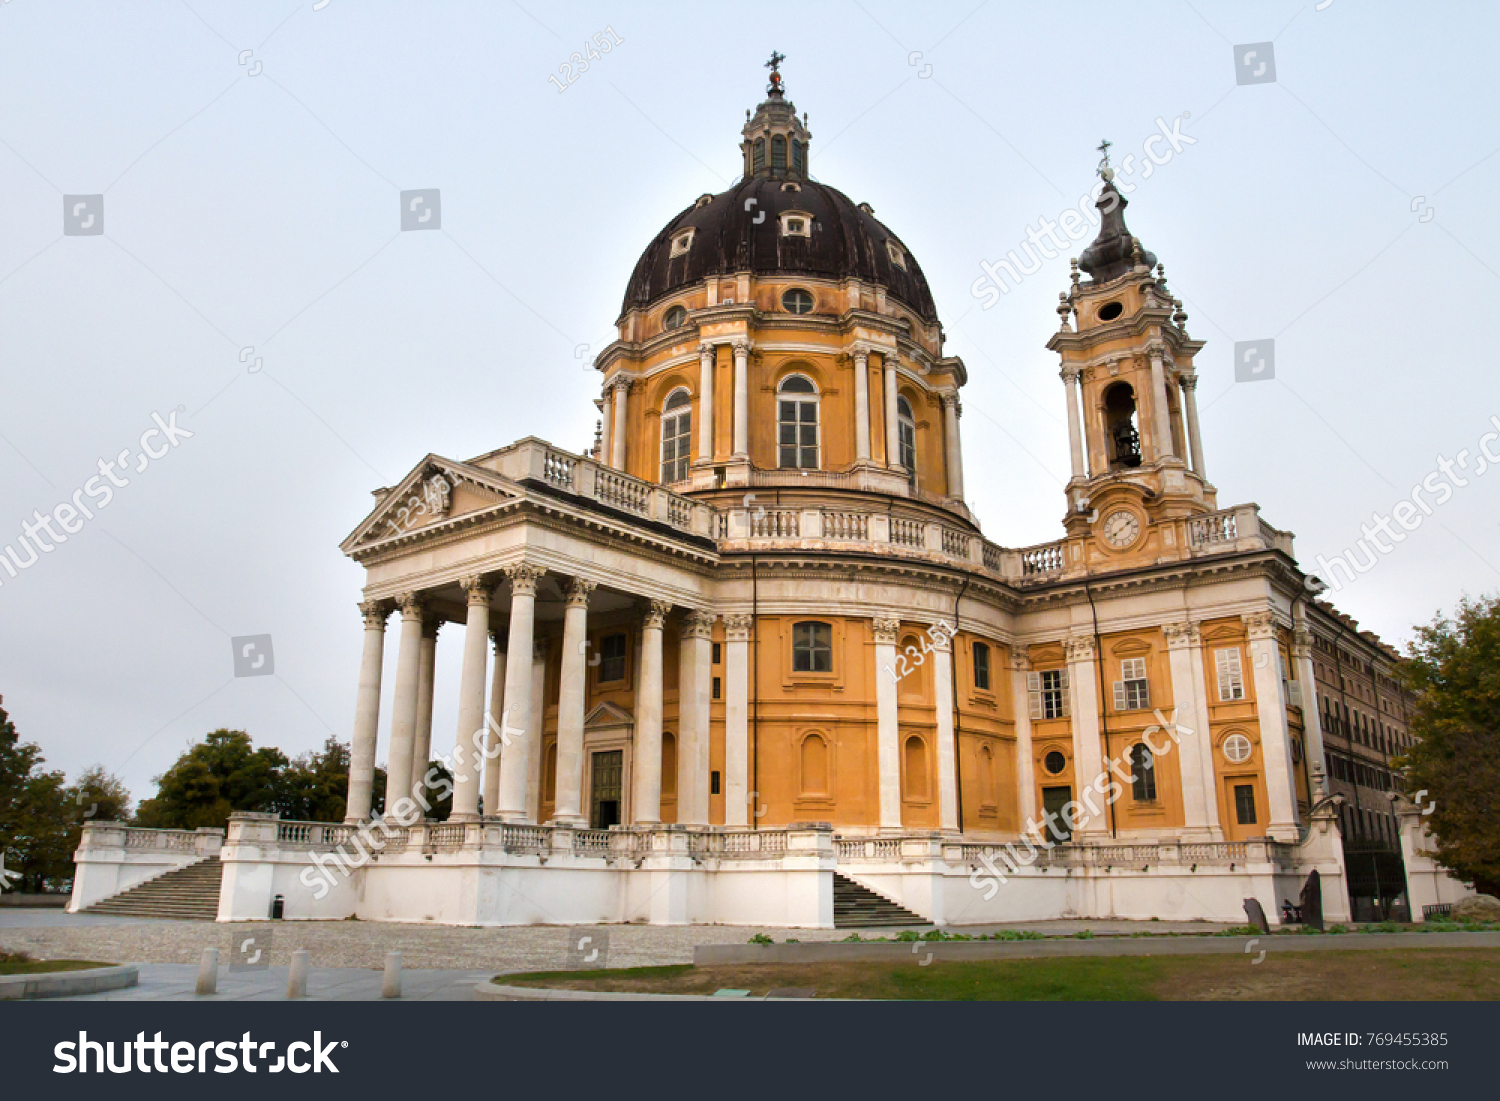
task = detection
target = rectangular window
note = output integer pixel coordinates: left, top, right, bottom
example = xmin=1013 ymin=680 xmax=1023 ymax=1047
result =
xmin=712 ymin=676 xmax=721 ymax=700
xmin=712 ymin=642 xmax=721 ymax=665
xmin=792 ymin=621 xmax=832 ymax=673
xmin=1215 ymin=647 xmax=1245 ymax=701
xmin=1113 ymin=657 xmax=1150 ymax=711
xmin=1235 ymin=784 xmax=1257 ymax=825
xmin=710 ymin=770 xmax=721 ymax=796
xmin=972 ymin=642 xmax=991 ymax=691
xmin=1027 ymin=669 xmax=1070 ymax=720
xmin=598 ymin=632 xmax=627 ymax=684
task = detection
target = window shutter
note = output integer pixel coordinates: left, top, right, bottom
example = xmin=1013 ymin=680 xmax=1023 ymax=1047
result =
xmin=1027 ymin=671 xmax=1042 ymax=720
xmin=1113 ymin=681 xmax=1127 ymax=711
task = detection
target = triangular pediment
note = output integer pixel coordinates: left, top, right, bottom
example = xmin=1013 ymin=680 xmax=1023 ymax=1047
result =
xmin=584 ymin=701 xmax=634 ymax=728
xmin=341 ymin=455 xmax=524 ymax=552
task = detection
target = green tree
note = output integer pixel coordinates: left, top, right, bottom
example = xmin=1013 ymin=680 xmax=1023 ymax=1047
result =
xmin=277 ymin=737 xmax=353 ymax=822
xmin=1397 ymin=595 xmax=1500 ymax=897
xmin=134 ymin=729 xmax=289 ymax=830
xmin=0 ymin=696 xmax=73 ymax=892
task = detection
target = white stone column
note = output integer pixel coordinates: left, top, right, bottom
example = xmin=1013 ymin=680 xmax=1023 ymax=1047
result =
xmin=345 ymin=600 xmax=389 ymax=824
xmin=1009 ymin=651 xmax=1038 ymax=828
xmin=1292 ymin=623 xmax=1325 ymax=784
xmin=1062 ymin=366 xmax=1087 ymax=481
xmin=677 ymin=610 xmax=714 ymax=826
xmin=526 ymin=639 xmax=548 ymax=822
xmin=1181 ymin=373 xmax=1206 ymax=479
xmin=495 ymin=564 xmax=544 ymax=821
xmin=1065 ymin=636 xmax=1108 ymax=837
xmin=449 ymin=575 xmax=494 ymax=820
xmin=723 ymin=614 xmax=752 ymax=827
xmin=610 ymin=378 xmax=629 ymax=471
xmin=552 ymin=578 xmax=594 ymax=825
xmin=1246 ymin=611 xmax=1301 ymax=841
xmin=931 ymin=630 xmax=959 ymax=832
xmin=852 ymin=347 xmax=872 ymax=461
xmin=883 ymin=353 xmax=901 ymax=470
xmin=1148 ymin=345 xmax=1174 ymax=462
xmin=697 ymin=343 xmax=716 ymax=463
xmin=632 ymin=600 xmax=671 ymax=824
xmin=412 ymin=620 xmax=439 ymax=789
xmin=873 ymin=616 xmax=902 ymax=829
xmin=941 ymin=394 xmax=964 ymax=500
xmin=384 ymin=592 xmax=426 ymax=820
xmin=731 ymin=341 xmax=750 ymax=458
xmin=482 ymin=631 xmax=506 ymax=817
xmin=1165 ymin=620 xmax=1218 ymax=838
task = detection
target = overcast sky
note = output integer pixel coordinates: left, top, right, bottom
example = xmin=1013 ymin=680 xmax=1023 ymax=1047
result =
xmin=2 ymin=1 xmax=1496 ymax=804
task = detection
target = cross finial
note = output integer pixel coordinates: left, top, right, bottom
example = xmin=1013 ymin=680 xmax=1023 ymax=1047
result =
xmin=1096 ymin=138 xmax=1113 ymax=176
xmin=765 ymin=50 xmax=786 ymax=94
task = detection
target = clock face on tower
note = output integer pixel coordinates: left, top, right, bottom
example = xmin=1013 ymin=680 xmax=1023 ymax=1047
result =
xmin=1101 ymin=509 xmax=1141 ymax=549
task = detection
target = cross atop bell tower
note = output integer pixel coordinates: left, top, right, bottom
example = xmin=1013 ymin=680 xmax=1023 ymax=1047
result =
xmin=1047 ymin=165 xmax=1216 ymax=551
xmin=741 ymin=52 xmax=811 ymax=180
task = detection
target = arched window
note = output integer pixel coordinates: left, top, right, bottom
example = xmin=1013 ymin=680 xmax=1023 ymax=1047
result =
xmin=904 ymin=735 xmax=928 ymax=800
xmin=800 ymin=733 xmax=829 ymax=795
xmin=663 ymin=304 xmax=687 ymax=329
xmin=660 ymin=389 xmax=692 ymax=483
xmin=897 ymin=396 xmax=916 ymax=472
xmin=1130 ymin=743 xmax=1156 ymax=802
xmin=792 ymin=140 xmax=805 ymax=175
xmin=771 ymin=134 xmax=787 ymax=171
xmin=777 ymin=374 xmax=819 ymax=469
xmin=1104 ymin=383 xmax=1141 ymax=469
xmin=792 ymin=621 xmax=832 ymax=673
xmin=753 ymin=137 xmax=765 ymax=172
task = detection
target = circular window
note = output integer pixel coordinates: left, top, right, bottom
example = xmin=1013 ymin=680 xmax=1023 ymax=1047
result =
xmin=663 ymin=305 xmax=688 ymax=330
xmin=1044 ymin=750 xmax=1067 ymax=775
xmin=1222 ymin=733 xmax=1253 ymax=764
xmin=1097 ymin=301 xmax=1124 ymax=322
xmin=782 ymin=288 xmax=814 ymax=315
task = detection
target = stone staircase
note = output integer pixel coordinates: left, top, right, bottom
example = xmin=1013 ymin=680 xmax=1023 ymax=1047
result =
xmin=85 ymin=858 xmax=223 ymax=921
xmin=833 ymin=872 xmax=928 ymax=928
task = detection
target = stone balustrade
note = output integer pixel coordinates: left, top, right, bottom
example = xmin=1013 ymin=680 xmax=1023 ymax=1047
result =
xmin=68 ymin=823 xmax=224 ymax=913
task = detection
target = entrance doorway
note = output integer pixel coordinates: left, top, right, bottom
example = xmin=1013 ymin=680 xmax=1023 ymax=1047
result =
xmin=1042 ymin=786 xmax=1073 ymax=843
xmin=590 ymin=750 xmax=623 ymax=829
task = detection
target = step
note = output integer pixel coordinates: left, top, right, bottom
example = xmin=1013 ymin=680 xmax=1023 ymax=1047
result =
xmin=83 ymin=858 xmax=224 ymax=921
xmin=832 ymin=871 xmax=928 ymax=928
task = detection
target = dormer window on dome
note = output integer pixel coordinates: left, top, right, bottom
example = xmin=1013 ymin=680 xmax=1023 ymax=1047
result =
xmin=669 ymin=229 xmax=695 ymax=258
xmin=779 ymin=211 xmax=812 ymax=238
xmin=694 ymin=194 xmax=714 ymax=208
xmin=886 ymin=241 xmax=907 ymax=270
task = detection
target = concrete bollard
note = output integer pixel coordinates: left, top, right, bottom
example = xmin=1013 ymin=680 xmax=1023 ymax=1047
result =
xmin=286 ymin=949 xmax=309 ymax=999
xmin=381 ymin=951 xmax=402 ymax=999
xmin=195 ymin=948 xmax=219 ymax=995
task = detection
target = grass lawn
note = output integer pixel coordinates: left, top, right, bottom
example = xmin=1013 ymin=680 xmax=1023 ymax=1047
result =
xmin=0 ymin=960 xmax=116 ymax=976
xmin=498 ymin=949 xmax=1500 ymax=1001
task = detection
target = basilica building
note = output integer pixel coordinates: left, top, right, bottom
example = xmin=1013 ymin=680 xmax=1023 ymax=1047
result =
xmin=77 ymin=63 xmax=1466 ymax=929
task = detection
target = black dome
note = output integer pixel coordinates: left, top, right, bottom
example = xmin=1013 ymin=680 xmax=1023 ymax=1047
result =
xmin=621 ymin=177 xmax=939 ymax=323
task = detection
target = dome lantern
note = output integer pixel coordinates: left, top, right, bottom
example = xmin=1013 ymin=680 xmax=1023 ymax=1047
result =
xmin=741 ymin=51 xmax=811 ymax=181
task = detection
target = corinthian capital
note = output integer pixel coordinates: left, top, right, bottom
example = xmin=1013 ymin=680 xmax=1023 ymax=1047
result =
xmin=731 ymin=340 xmax=751 ymax=358
xmin=1162 ymin=620 xmax=1200 ymax=650
xmin=1064 ymin=635 xmax=1095 ymax=662
xmin=398 ymin=591 xmax=427 ymax=619
xmin=461 ymin=574 xmax=496 ymax=604
xmin=1242 ymin=611 xmax=1279 ymax=640
xmin=681 ymin=609 xmax=716 ymax=640
xmin=1010 ymin=649 xmax=1032 ymax=672
xmin=501 ymin=563 xmax=544 ymax=597
xmin=643 ymin=599 xmax=672 ymax=630
xmin=872 ymin=616 xmax=901 ymax=644
xmin=723 ymin=613 xmax=753 ymax=641
xmin=359 ymin=600 xmax=390 ymax=628
xmin=565 ymin=577 xmax=596 ymax=608
xmin=1292 ymin=626 xmax=1314 ymax=659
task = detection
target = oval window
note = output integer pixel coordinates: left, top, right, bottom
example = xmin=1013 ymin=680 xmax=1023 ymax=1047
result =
xmin=663 ymin=305 xmax=688 ymax=330
xmin=1044 ymin=750 xmax=1067 ymax=775
xmin=782 ymin=288 xmax=814 ymax=315
xmin=1097 ymin=301 xmax=1124 ymax=322
xmin=1222 ymin=733 xmax=1253 ymax=764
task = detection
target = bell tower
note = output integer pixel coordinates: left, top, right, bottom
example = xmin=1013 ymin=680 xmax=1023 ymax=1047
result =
xmin=1048 ymin=155 xmax=1215 ymax=558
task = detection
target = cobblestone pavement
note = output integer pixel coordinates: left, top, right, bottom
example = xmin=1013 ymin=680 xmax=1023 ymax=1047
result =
xmin=0 ymin=911 xmax=1231 ymax=973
